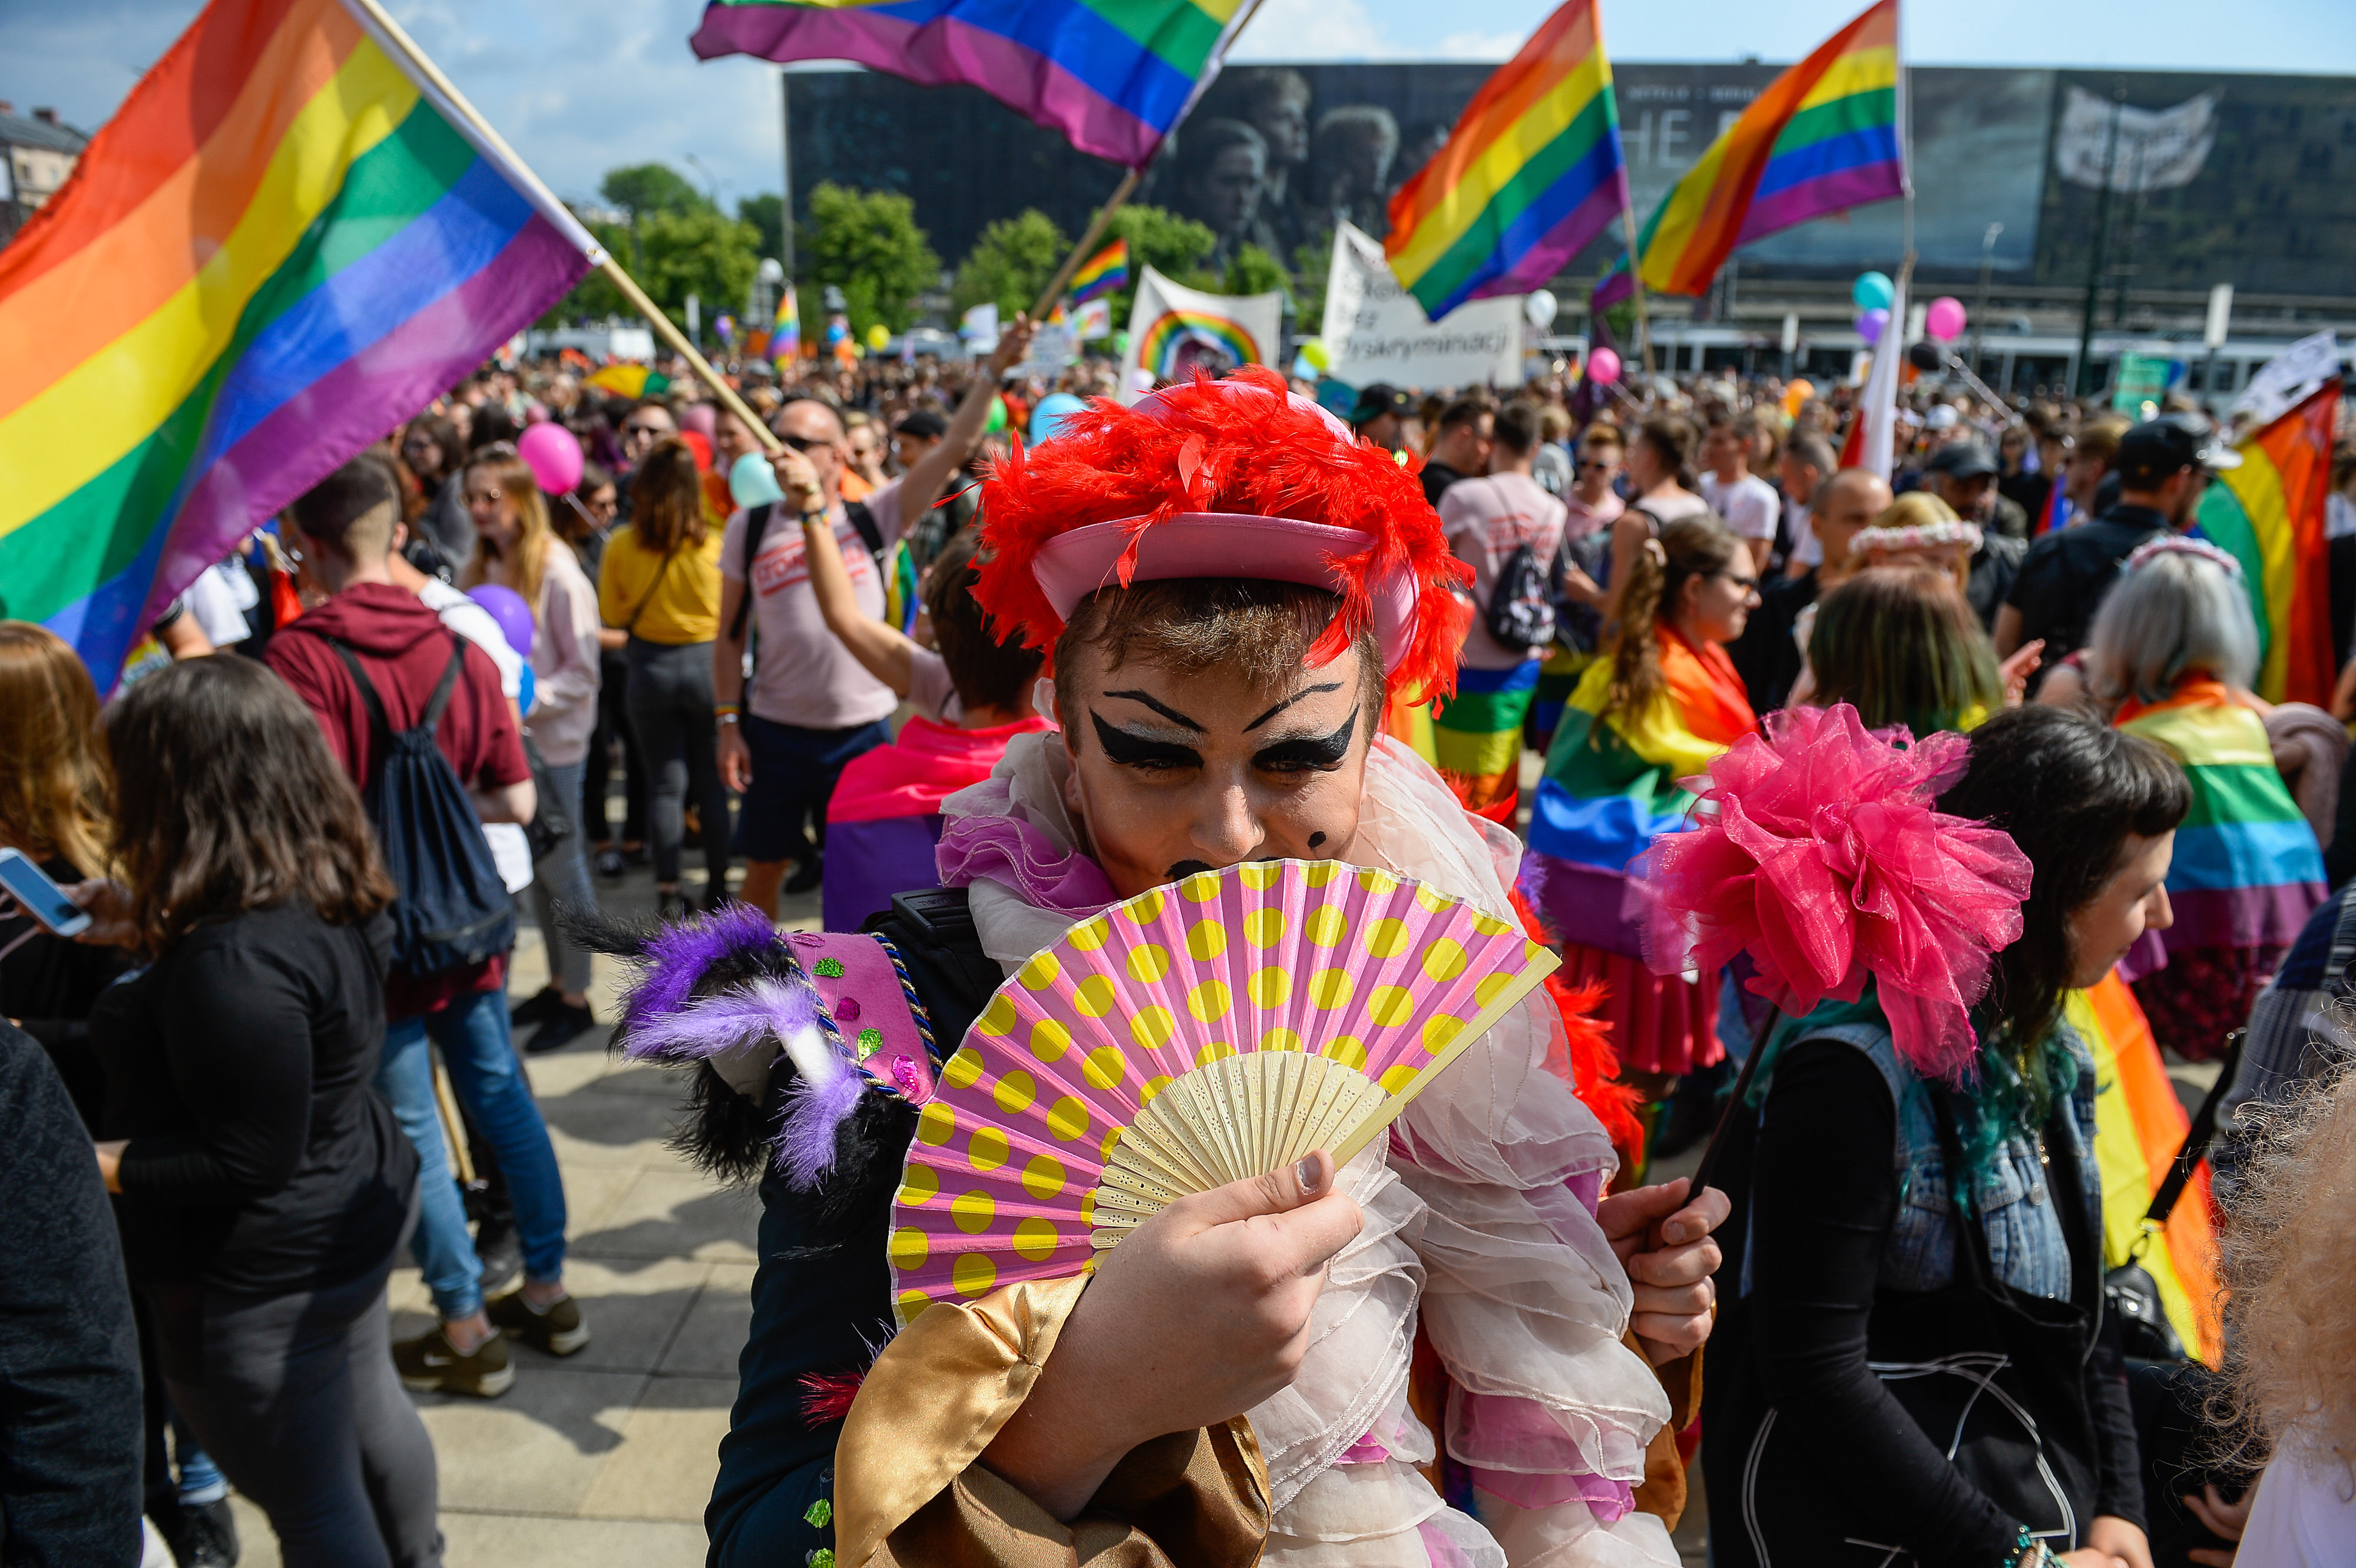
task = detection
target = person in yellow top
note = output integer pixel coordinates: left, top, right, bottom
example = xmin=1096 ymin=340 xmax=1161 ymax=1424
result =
xmin=597 ymin=439 xmax=731 ymax=919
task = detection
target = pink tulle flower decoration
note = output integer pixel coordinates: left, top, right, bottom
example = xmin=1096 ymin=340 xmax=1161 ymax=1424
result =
xmin=1635 ymin=703 xmax=2033 ymax=1082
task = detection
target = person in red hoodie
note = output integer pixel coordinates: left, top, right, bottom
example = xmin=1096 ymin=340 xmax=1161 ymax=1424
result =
xmin=267 ymin=459 xmax=588 ymax=1400
xmin=796 ymin=514 xmax=1053 ymax=930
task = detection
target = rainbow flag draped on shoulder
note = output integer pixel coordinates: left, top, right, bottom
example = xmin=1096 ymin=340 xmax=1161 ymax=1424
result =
xmin=1518 ymin=632 xmax=1757 ymax=956
xmin=1384 ymin=0 xmax=1628 ymax=320
xmin=1594 ymin=0 xmax=1904 ymax=307
xmin=693 ymin=0 xmax=1261 ymax=168
xmin=0 ymin=0 xmax=595 ymax=689
xmin=2197 ymin=381 xmax=2341 ymax=706
xmin=2115 ymin=681 xmax=2325 ymax=978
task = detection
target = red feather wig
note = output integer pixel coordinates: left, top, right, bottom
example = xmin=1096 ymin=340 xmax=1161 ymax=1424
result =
xmin=972 ymin=367 xmax=1472 ymax=703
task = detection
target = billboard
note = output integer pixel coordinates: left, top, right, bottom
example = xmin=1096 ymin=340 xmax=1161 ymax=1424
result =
xmin=782 ymin=62 xmax=2356 ymax=298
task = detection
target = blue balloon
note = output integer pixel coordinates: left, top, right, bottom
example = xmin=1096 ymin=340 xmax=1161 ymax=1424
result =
xmin=729 ymin=452 xmax=786 ymax=508
xmin=1028 ymin=393 xmax=1087 ymax=445
xmin=517 ymin=664 xmax=535 ymax=716
xmin=1852 ymin=271 xmax=1895 ymax=312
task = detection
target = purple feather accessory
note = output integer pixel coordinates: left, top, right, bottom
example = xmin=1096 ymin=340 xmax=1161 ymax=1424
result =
xmin=776 ymin=1051 xmax=869 ymax=1187
xmin=621 ymin=976 xmax=820 ymax=1067
xmin=619 ymin=903 xmax=782 ymax=1037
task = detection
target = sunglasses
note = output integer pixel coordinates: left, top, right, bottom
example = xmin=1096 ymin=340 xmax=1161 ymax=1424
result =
xmin=1577 ymin=456 xmax=1616 ymax=470
xmin=777 ymin=433 xmax=829 ymax=454
xmin=1711 ymin=570 xmax=1761 ymax=591
xmin=622 ymin=422 xmax=671 ymax=438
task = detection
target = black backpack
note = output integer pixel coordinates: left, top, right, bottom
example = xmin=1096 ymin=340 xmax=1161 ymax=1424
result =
xmin=1484 ymin=540 xmax=1557 ymax=654
xmin=726 ymin=499 xmax=887 ymax=657
xmin=329 ymin=635 xmax=515 ymax=978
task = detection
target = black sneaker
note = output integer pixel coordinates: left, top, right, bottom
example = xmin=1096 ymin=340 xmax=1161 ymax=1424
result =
xmin=594 ymin=845 xmax=626 ymax=879
xmin=474 ymin=1217 xmax=524 ymax=1297
xmin=170 ymin=1498 xmax=240 ymax=1567
xmin=657 ymin=891 xmax=691 ymax=922
xmin=784 ymin=854 xmax=825 ymax=895
xmin=487 ymin=1289 xmax=591 ymax=1357
xmin=509 ymin=987 xmax=561 ymax=1028
xmin=524 ymin=998 xmax=597 ymax=1055
xmin=393 ymin=1325 xmax=514 ymax=1397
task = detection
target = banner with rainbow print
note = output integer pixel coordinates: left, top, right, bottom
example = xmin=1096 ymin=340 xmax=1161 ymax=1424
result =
xmin=1121 ymin=265 xmax=1283 ymax=389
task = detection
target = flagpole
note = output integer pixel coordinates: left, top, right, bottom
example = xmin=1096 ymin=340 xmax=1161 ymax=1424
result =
xmin=1028 ymin=166 xmax=1144 ymax=323
xmin=339 ymin=0 xmax=785 ymax=454
xmin=1617 ymin=204 xmax=1656 ymax=385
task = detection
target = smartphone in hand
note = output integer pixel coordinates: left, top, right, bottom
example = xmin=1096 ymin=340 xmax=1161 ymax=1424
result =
xmin=0 ymin=848 xmax=94 ymax=938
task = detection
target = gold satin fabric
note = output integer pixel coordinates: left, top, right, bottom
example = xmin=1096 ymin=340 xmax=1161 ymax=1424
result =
xmin=837 ymin=1273 xmax=1270 ymax=1568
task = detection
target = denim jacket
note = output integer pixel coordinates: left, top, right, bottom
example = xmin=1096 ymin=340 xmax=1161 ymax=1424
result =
xmin=1743 ymin=1018 xmax=2100 ymax=1303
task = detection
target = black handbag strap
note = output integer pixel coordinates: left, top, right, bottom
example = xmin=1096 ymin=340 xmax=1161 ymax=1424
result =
xmin=2145 ymin=1027 xmax=2245 ymax=1226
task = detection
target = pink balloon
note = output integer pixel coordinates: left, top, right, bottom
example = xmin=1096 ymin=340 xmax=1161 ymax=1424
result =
xmin=1925 ymin=296 xmax=1968 ymax=342
xmin=1856 ymin=308 xmax=1890 ymax=345
xmin=517 ymin=421 xmax=584 ymax=495
xmin=1587 ymin=346 xmax=1622 ymax=386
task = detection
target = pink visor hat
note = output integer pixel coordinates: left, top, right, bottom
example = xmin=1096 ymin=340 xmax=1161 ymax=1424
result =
xmin=1029 ymin=513 xmax=1422 ymax=676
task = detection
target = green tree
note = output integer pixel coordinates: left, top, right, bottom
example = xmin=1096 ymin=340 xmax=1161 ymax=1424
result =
xmin=803 ymin=183 xmax=940 ymax=338
xmin=637 ymin=207 xmax=761 ymax=340
xmin=951 ymin=210 xmax=1068 ymax=316
xmin=600 ymin=163 xmax=710 ymax=221
xmin=534 ymin=211 xmax=631 ymax=330
xmin=737 ymin=193 xmax=785 ymax=264
xmin=1097 ymin=204 xmax=1218 ymax=323
xmin=1222 ymin=243 xmax=1292 ymax=302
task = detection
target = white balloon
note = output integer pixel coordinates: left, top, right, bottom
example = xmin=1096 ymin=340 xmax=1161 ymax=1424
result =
xmin=1524 ymin=290 xmax=1559 ymax=331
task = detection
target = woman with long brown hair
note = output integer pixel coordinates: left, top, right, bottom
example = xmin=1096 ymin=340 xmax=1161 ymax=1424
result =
xmin=596 ymin=436 xmax=729 ymax=919
xmin=461 ymin=446 xmax=605 ymax=1046
xmin=79 ymin=654 xmax=441 ymax=1568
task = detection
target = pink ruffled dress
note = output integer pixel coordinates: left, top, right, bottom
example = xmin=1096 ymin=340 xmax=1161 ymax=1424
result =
xmin=936 ymin=730 xmax=1683 ymax=1567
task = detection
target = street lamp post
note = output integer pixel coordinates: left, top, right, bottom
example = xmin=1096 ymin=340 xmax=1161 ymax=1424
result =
xmin=1971 ymin=222 xmax=2003 ymax=378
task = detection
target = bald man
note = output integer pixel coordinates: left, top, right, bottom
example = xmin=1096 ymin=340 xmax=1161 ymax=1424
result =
xmin=1728 ymin=467 xmax=1892 ymax=712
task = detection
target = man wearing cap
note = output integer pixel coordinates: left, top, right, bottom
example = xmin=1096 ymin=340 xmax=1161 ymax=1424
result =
xmin=1347 ymin=383 xmax=1410 ymax=452
xmin=891 ymin=409 xmax=976 ymax=567
xmin=1922 ymin=442 xmax=2030 ymax=628
xmin=1994 ymin=413 xmax=2241 ymax=666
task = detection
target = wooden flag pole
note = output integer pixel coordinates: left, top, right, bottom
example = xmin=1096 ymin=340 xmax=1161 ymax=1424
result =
xmin=344 ymin=0 xmax=785 ymax=454
xmin=1027 ymin=166 xmax=1144 ymax=325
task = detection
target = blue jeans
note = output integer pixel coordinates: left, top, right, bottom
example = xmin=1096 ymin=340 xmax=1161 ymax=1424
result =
xmin=376 ymin=990 xmax=569 ymax=1319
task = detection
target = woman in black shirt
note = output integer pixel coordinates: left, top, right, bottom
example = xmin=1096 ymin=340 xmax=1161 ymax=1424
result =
xmin=82 ymin=656 xmax=441 ymax=1568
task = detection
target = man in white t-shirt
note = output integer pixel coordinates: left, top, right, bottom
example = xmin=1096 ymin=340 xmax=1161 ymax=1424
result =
xmin=713 ymin=319 xmax=1034 ymax=915
xmin=1434 ymin=402 xmax=1570 ymax=817
xmin=1699 ymin=413 xmax=1781 ymax=574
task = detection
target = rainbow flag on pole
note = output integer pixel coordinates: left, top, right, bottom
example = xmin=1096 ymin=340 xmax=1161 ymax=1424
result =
xmin=693 ymin=0 xmax=1261 ymax=169
xmin=1384 ymin=0 xmax=1628 ymax=320
xmin=1069 ymin=237 xmax=1131 ymax=304
xmin=2197 ymin=381 xmax=2342 ymax=706
xmin=1594 ymin=0 xmax=1905 ymax=306
xmin=0 ymin=0 xmax=595 ymax=689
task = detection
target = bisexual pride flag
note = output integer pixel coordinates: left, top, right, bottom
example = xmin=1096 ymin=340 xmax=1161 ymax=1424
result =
xmin=694 ymin=0 xmax=1263 ymax=169
xmin=0 ymin=0 xmax=596 ymax=689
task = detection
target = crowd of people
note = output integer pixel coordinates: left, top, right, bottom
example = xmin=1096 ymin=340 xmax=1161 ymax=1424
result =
xmin=8 ymin=325 xmax=2356 ymax=1568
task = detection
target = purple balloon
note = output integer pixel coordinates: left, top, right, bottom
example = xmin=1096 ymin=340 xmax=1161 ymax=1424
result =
xmin=1856 ymin=307 xmax=1890 ymax=345
xmin=468 ymin=583 xmax=535 ymax=658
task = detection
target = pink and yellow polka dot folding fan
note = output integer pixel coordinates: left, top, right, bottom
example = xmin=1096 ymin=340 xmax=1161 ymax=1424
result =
xmin=889 ymin=859 xmax=1560 ymax=1322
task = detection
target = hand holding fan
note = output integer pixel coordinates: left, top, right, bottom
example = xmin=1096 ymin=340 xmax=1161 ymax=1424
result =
xmin=889 ymin=860 xmax=1558 ymax=1322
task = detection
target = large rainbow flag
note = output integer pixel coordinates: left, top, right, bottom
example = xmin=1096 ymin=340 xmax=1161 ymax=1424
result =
xmin=2197 ymin=381 xmax=2342 ymax=706
xmin=0 ymin=0 xmax=595 ymax=689
xmin=693 ymin=0 xmax=1259 ymax=169
xmin=1594 ymin=0 xmax=1905 ymax=307
xmin=1382 ymin=0 xmax=1629 ymax=320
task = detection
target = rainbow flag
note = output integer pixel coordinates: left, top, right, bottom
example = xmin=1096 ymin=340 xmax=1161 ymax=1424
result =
xmin=1070 ymin=237 xmax=1130 ymax=303
xmin=1434 ymin=661 xmax=1541 ymax=821
xmin=0 ymin=0 xmax=595 ymax=689
xmin=1384 ymin=0 xmax=1629 ymax=320
xmin=584 ymin=365 xmax=673 ymax=399
xmin=2070 ymin=972 xmax=2221 ymax=1365
xmin=2035 ymin=478 xmax=2074 ymax=536
xmin=2197 ymin=381 xmax=2341 ymax=706
xmin=1594 ymin=0 xmax=1904 ymax=307
xmin=692 ymin=0 xmax=1259 ymax=170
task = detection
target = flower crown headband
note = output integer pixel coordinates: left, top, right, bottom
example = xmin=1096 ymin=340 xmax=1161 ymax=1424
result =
xmin=2124 ymin=534 xmax=2243 ymax=580
xmin=1853 ymin=520 xmax=1985 ymax=556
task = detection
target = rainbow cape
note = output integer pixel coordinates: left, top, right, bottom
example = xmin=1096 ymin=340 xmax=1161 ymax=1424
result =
xmin=1070 ymin=237 xmax=1130 ymax=304
xmin=2197 ymin=381 xmax=2341 ymax=706
xmin=1384 ymin=0 xmax=1629 ymax=320
xmin=2116 ymin=683 xmax=2325 ymax=977
xmin=691 ymin=0 xmax=1259 ymax=169
xmin=2070 ymin=972 xmax=2222 ymax=1364
xmin=0 ymin=0 xmax=594 ymax=689
xmin=1518 ymin=633 xmax=1756 ymax=956
xmin=1594 ymin=0 xmax=1904 ymax=307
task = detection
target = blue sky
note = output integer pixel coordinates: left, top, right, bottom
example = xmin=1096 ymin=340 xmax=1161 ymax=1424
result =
xmin=6 ymin=0 xmax=2351 ymax=211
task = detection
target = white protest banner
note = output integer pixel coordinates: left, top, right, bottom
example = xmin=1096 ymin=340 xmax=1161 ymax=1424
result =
xmin=2054 ymin=88 xmax=2218 ymax=194
xmin=1014 ymin=314 xmax=1080 ymax=378
xmin=1075 ymin=296 xmax=1113 ymax=341
xmin=959 ymin=301 xmax=1000 ymax=355
xmin=1319 ymin=222 xmax=1521 ymax=392
xmin=2233 ymin=331 xmax=2342 ymax=428
xmin=1123 ymin=266 xmax=1285 ymax=392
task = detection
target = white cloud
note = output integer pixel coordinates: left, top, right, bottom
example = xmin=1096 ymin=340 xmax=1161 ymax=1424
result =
xmin=1231 ymin=0 xmax=1403 ymax=62
xmin=1431 ymin=30 xmax=1524 ymax=60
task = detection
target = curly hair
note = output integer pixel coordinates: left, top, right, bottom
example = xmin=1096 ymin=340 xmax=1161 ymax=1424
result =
xmin=2217 ymin=1060 xmax=2356 ymax=1482
xmin=1598 ymin=514 xmax=1742 ymax=732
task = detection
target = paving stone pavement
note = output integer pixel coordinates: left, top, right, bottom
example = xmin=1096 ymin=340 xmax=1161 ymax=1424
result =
xmin=223 ymin=858 xmax=819 ymax=1568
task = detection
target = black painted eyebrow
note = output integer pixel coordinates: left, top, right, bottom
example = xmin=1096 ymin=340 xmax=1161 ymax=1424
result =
xmin=1244 ymin=682 xmax=1344 ymax=733
xmin=1101 ymin=689 xmax=1205 ymax=732
xmin=1091 ymin=711 xmax=1202 ymax=766
xmin=1252 ymin=706 xmax=1358 ymax=769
